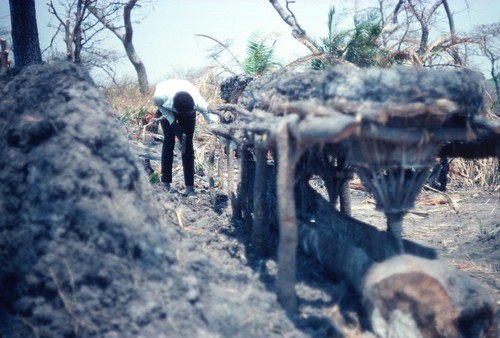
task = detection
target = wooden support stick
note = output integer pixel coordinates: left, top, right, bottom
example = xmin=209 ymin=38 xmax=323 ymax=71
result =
xmin=252 ymin=136 xmax=269 ymax=256
xmin=207 ymin=135 xmax=217 ymax=205
xmin=238 ymin=144 xmax=254 ymax=230
xmin=217 ymin=140 xmax=225 ymax=192
xmin=276 ymin=116 xmax=302 ymax=313
xmin=227 ymin=138 xmax=234 ymax=198
xmin=0 ymin=39 xmax=9 ymax=69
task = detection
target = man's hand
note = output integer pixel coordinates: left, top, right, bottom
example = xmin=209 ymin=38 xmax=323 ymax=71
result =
xmin=207 ymin=112 xmax=220 ymax=124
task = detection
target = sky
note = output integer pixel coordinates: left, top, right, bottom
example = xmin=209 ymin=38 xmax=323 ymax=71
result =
xmin=1 ymin=0 xmax=500 ymax=84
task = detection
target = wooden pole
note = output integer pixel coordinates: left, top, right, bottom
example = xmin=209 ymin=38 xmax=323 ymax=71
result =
xmin=217 ymin=139 xmax=225 ymax=192
xmin=276 ymin=116 xmax=302 ymax=313
xmin=227 ymin=139 xmax=234 ymax=198
xmin=238 ymin=144 xmax=254 ymax=231
xmin=252 ymin=136 xmax=269 ymax=256
xmin=207 ymin=135 xmax=217 ymax=205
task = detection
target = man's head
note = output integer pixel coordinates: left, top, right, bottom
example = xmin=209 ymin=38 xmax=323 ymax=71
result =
xmin=173 ymin=91 xmax=195 ymax=116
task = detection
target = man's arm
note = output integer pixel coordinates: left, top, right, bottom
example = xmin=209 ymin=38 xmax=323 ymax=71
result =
xmin=153 ymin=93 xmax=175 ymax=124
xmin=196 ymin=106 xmax=218 ymax=124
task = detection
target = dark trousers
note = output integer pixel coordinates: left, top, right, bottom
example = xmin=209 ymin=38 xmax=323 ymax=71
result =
xmin=156 ymin=110 xmax=196 ymax=187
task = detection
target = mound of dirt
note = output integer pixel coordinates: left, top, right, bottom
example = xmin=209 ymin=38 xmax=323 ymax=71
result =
xmin=0 ymin=63 xmax=310 ymax=337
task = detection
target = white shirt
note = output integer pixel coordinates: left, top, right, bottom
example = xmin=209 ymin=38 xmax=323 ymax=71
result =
xmin=153 ymin=79 xmax=213 ymax=124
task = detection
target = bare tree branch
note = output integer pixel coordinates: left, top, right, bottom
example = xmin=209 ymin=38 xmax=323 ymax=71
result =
xmin=441 ymin=0 xmax=462 ymax=65
xmin=88 ymin=0 xmax=149 ymax=94
xmin=268 ymin=0 xmax=320 ymax=54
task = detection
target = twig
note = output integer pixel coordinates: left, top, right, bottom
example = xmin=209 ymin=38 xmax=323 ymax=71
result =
xmin=173 ymin=207 xmax=205 ymax=234
xmin=49 ymin=268 xmax=80 ymax=335
xmin=423 ymin=184 xmax=459 ymax=213
xmin=175 ymin=208 xmax=184 ymax=228
xmin=194 ymin=34 xmax=244 ymax=72
xmin=141 ymin=115 xmax=165 ymax=140
xmin=17 ymin=317 xmax=40 ymax=338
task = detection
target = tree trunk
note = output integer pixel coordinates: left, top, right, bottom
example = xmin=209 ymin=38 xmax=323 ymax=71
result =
xmin=123 ymin=0 xmax=148 ymax=94
xmin=72 ymin=0 xmax=86 ymax=64
xmin=442 ymin=0 xmax=462 ymax=65
xmin=268 ymin=0 xmax=320 ymax=54
xmin=123 ymin=40 xmax=149 ymax=94
xmin=8 ymin=0 xmax=42 ymax=67
xmin=89 ymin=0 xmax=149 ymax=94
xmin=64 ymin=17 xmax=73 ymax=60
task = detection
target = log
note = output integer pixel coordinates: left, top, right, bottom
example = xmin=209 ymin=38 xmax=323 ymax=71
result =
xmin=364 ymin=255 xmax=497 ymax=338
xmin=299 ymin=185 xmax=436 ymax=265
xmin=298 ymin=215 xmax=436 ymax=291
xmin=291 ymin=114 xmax=359 ymax=144
xmin=298 ymin=200 xmax=497 ymax=337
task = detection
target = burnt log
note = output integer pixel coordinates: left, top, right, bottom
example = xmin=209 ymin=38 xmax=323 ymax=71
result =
xmin=298 ymin=188 xmax=497 ymax=337
xmin=298 ymin=184 xmax=436 ymax=267
xmin=364 ymin=255 xmax=497 ymax=338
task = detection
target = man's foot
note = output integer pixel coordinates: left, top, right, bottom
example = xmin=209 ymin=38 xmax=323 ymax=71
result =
xmin=163 ymin=182 xmax=171 ymax=191
xmin=185 ymin=186 xmax=197 ymax=198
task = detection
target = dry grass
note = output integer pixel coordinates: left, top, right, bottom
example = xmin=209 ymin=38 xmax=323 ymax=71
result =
xmin=449 ymin=158 xmax=499 ymax=191
xmin=106 ymin=68 xmax=224 ymax=120
xmin=104 ymin=79 xmax=156 ymax=123
xmin=191 ymin=66 xmax=224 ymax=107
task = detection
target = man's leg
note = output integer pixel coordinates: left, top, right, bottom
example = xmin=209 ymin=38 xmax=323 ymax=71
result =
xmin=157 ymin=111 xmax=176 ymax=186
xmin=177 ymin=113 xmax=196 ymax=188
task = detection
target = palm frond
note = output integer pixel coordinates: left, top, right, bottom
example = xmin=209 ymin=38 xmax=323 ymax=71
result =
xmin=242 ymin=33 xmax=281 ymax=76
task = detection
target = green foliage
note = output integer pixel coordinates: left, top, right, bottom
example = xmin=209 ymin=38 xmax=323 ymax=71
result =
xmin=312 ymin=6 xmax=385 ymax=69
xmin=242 ymin=33 xmax=281 ymax=76
xmin=120 ymin=107 xmax=150 ymax=125
xmin=149 ymin=172 xmax=161 ymax=184
xmin=312 ymin=7 xmax=348 ymax=70
xmin=345 ymin=10 xmax=384 ymax=67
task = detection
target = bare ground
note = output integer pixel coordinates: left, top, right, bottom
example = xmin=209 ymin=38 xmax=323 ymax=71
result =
xmin=139 ymin=132 xmax=500 ymax=336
